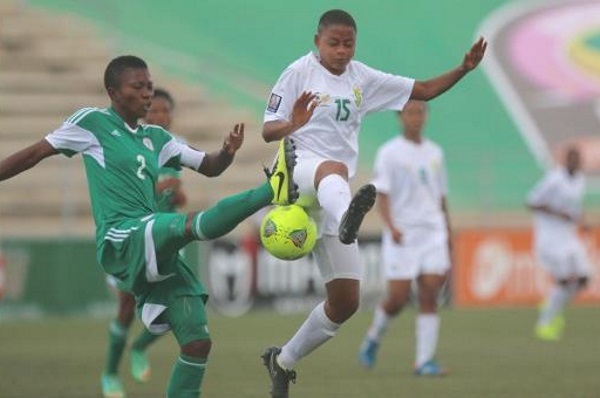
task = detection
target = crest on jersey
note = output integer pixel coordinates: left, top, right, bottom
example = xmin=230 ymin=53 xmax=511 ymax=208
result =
xmin=143 ymin=137 xmax=154 ymax=151
xmin=267 ymin=93 xmax=282 ymax=112
xmin=353 ymin=87 xmax=362 ymax=107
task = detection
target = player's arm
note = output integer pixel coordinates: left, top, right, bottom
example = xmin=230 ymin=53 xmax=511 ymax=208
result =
xmin=527 ymin=202 xmax=576 ymax=222
xmin=377 ymin=192 xmax=403 ymax=244
xmin=441 ymin=196 xmax=453 ymax=264
xmin=410 ymin=37 xmax=487 ymax=101
xmin=526 ymin=174 xmax=575 ymax=221
xmin=262 ymin=91 xmax=318 ymax=142
xmin=198 ymin=123 xmax=244 ymax=177
xmin=0 ymin=139 xmax=58 ymax=182
xmin=157 ymin=177 xmax=186 ymax=206
xmin=156 ymin=177 xmax=180 ymax=194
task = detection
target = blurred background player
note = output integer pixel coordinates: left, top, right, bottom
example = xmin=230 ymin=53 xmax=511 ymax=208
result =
xmin=260 ymin=9 xmax=485 ymax=398
xmin=0 ymin=55 xmax=298 ymax=398
xmin=526 ymin=146 xmax=591 ymax=341
xmin=358 ymin=101 xmax=452 ymax=376
xmin=102 ymin=87 xmax=188 ymax=396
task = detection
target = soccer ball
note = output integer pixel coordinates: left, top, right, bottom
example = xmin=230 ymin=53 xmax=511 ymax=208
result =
xmin=260 ymin=205 xmax=317 ymax=260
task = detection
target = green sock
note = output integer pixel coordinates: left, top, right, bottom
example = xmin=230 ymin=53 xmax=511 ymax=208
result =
xmin=166 ymin=354 xmax=207 ymax=398
xmin=193 ymin=183 xmax=272 ymax=240
xmin=131 ymin=328 xmax=161 ymax=352
xmin=104 ymin=320 xmax=128 ymax=374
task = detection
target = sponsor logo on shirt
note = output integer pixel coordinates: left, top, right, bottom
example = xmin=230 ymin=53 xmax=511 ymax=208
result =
xmin=267 ymin=93 xmax=282 ymax=112
xmin=315 ymin=92 xmax=331 ymax=106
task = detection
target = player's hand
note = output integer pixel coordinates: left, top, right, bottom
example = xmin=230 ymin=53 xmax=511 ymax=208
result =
xmin=290 ymin=91 xmax=318 ymax=132
xmin=462 ymin=37 xmax=487 ymax=72
xmin=222 ymin=123 xmax=245 ymax=155
xmin=391 ymin=227 xmax=403 ymax=244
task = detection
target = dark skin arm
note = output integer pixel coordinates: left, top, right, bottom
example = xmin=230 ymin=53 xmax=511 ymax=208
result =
xmin=441 ymin=196 xmax=453 ymax=266
xmin=527 ymin=203 xmax=576 ymax=222
xmin=411 ymin=37 xmax=487 ymax=101
xmin=377 ymin=192 xmax=403 ymax=244
xmin=156 ymin=177 xmax=187 ymax=208
xmin=0 ymin=139 xmax=58 ymax=182
xmin=197 ymin=123 xmax=245 ymax=177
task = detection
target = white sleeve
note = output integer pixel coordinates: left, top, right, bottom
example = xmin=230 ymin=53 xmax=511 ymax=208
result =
xmin=358 ymin=62 xmax=415 ymax=114
xmin=372 ymin=147 xmax=392 ymax=194
xmin=264 ymin=67 xmax=301 ymax=123
xmin=159 ymin=138 xmax=206 ymax=170
xmin=527 ymin=171 xmax=557 ymax=206
xmin=45 ymin=122 xmax=96 ymax=155
xmin=45 ymin=122 xmax=105 ymax=167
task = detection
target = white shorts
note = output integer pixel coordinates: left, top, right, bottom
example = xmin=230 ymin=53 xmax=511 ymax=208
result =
xmin=293 ymin=153 xmax=362 ymax=282
xmin=382 ymin=226 xmax=450 ymax=280
xmin=535 ymin=238 xmax=591 ymax=280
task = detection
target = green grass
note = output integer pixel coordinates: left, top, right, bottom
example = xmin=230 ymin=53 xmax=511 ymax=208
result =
xmin=1 ymin=307 xmax=599 ymax=397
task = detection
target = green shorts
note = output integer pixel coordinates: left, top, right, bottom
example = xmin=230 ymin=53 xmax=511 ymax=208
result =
xmin=98 ymin=213 xmax=209 ymax=344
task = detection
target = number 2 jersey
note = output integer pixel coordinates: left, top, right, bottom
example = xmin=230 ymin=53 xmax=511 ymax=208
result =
xmin=264 ymin=51 xmax=414 ymax=178
xmin=45 ymin=107 xmax=205 ymax=244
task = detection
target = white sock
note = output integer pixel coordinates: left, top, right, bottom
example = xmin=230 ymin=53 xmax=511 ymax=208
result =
xmin=278 ymin=302 xmax=340 ymax=370
xmin=317 ymin=174 xmax=351 ymax=225
xmin=366 ymin=306 xmax=392 ymax=342
xmin=415 ymin=313 xmax=440 ymax=368
xmin=538 ymin=284 xmax=577 ymax=326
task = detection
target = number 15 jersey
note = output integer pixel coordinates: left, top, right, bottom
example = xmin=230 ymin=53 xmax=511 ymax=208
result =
xmin=264 ymin=51 xmax=414 ymax=178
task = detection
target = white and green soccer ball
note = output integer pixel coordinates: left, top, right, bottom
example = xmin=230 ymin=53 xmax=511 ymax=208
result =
xmin=260 ymin=205 xmax=317 ymax=261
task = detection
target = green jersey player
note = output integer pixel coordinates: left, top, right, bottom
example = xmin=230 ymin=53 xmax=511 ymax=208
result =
xmin=0 ymin=55 xmax=298 ymax=398
xmin=102 ymin=87 xmax=190 ymax=397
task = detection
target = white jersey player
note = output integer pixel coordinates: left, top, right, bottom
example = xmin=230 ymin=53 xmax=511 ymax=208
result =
xmin=527 ymin=147 xmax=591 ymax=341
xmin=359 ymin=100 xmax=451 ymax=376
xmin=259 ymin=9 xmax=486 ymax=398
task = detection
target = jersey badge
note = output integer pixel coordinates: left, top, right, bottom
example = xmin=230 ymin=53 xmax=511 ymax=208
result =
xmin=110 ymin=129 xmax=122 ymax=137
xmin=267 ymin=93 xmax=282 ymax=112
xmin=353 ymin=86 xmax=363 ymax=107
xmin=143 ymin=137 xmax=154 ymax=151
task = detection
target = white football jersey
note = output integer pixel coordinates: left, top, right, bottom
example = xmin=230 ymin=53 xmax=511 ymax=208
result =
xmin=264 ymin=52 xmax=414 ymax=178
xmin=527 ymin=167 xmax=585 ymax=246
xmin=372 ymin=136 xmax=447 ymax=230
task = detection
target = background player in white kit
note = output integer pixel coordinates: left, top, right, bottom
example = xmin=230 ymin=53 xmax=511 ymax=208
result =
xmin=358 ymin=101 xmax=451 ymax=376
xmin=260 ymin=9 xmax=486 ymax=398
xmin=527 ymin=146 xmax=591 ymax=341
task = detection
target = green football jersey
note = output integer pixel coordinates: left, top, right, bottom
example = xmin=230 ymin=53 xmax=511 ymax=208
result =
xmin=45 ymin=107 xmax=205 ymax=243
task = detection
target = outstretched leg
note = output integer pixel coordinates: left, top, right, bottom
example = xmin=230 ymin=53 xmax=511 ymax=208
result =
xmin=189 ymin=138 xmax=298 ymax=240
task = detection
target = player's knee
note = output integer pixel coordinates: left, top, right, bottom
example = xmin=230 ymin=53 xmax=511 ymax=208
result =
xmin=577 ymin=276 xmax=589 ymax=289
xmin=338 ymin=297 xmax=360 ymax=322
xmin=181 ymin=338 xmax=212 ymax=358
xmin=385 ymin=294 xmax=408 ymax=314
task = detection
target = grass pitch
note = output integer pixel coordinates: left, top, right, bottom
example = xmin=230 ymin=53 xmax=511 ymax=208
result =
xmin=1 ymin=307 xmax=599 ymax=398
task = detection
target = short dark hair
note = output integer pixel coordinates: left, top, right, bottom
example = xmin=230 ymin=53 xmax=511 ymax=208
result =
xmin=104 ymin=55 xmax=148 ymax=90
xmin=153 ymin=88 xmax=175 ymax=109
xmin=318 ymin=9 xmax=357 ymax=33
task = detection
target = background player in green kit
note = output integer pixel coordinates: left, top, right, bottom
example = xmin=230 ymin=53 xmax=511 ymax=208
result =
xmin=0 ymin=55 xmax=298 ymax=398
xmin=102 ymin=87 xmax=189 ymax=397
